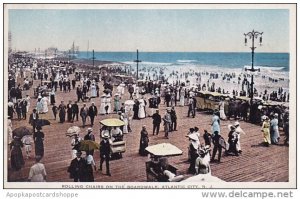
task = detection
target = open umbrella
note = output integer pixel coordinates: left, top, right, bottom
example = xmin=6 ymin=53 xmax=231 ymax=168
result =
xmin=124 ymin=100 xmax=135 ymax=106
xmin=182 ymin=173 xmax=225 ymax=182
xmin=66 ymin=126 xmax=81 ymax=137
xmin=145 ymin=143 xmax=183 ymax=157
xmin=187 ymin=133 xmax=199 ymax=141
xmin=12 ymin=126 xmax=33 ymax=138
xmin=36 ymin=119 xmax=51 ymax=127
xmin=100 ymin=118 xmax=125 ymax=127
xmin=79 ymin=140 xmax=100 ymax=151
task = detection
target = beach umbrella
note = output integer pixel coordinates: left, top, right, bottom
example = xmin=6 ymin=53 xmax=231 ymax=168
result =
xmin=36 ymin=119 xmax=51 ymax=127
xmin=100 ymin=118 xmax=125 ymax=127
xmin=12 ymin=126 xmax=33 ymax=138
xmin=187 ymin=133 xmax=199 ymax=141
xmin=182 ymin=173 xmax=225 ymax=182
xmin=145 ymin=143 xmax=183 ymax=157
xmin=124 ymin=100 xmax=135 ymax=106
xmin=66 ymin=126 xmax=81 ymax=137
xmin=79 ymin=140 xmax=100 ymax=151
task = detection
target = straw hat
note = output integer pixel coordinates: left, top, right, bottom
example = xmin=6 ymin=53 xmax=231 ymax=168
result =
xmin=234 ymin=121 xmax=240 ymax=127
xmin=228 ymin=124 xmax=236 ymax=131
xmin=103 ymin=132 xmax=110 ymax=139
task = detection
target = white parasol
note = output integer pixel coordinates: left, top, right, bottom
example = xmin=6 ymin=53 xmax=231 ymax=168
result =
xmin=124 ymin=100 xmax=135 ymax=106
xmin=145 ymin=143 xmax=183 ymax=157
xmin=66 ymin=126 xmax=81 ymax=137
xmin=182 ymin=173 xmax=225 ymax=182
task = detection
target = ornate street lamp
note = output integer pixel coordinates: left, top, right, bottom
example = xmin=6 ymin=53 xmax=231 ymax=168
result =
xmin=134 ymin=49 xmax=142 ymax=80
xmin=244 ymin=29 xmax=263 ymax=123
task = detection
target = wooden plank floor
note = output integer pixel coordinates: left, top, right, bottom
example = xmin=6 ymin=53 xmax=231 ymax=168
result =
xmin=7 ymin=77 xmax=289 ymax=183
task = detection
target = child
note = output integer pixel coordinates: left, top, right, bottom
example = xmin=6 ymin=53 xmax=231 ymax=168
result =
xmin=22 ymin=135 xmax=33 ymax=159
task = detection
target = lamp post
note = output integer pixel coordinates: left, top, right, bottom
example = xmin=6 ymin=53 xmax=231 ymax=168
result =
xmin=134 ymin=49 xmax=142 ymax=80
xmin=68 ymin=50 xmax=71 ymax=63
xmin=244 ymin=29 xmax=263 ymax=123
xmin=92 ymin=49 xmax=95 ymax=68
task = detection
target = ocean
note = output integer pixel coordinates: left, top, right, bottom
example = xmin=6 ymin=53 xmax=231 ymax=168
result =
xmin=77 ymin=52 xmax=289 ymax=72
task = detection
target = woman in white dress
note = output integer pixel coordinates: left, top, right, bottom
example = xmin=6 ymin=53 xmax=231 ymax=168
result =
xmin=179 ymin=87 xmax=185 ymax=107
xmin=117 ymin=84 xmax=123 ymax=96
xmin=120 ymin=113 xmax=129 ymax=134
xmin=90 ymin=84 xmax=97 ymax=98
xmin=25 ymin=95 xmax=31 ymax=112
xmin=120 ymin=82 xmax=125 ymax=96
xmin=105 ymin=94 xmax=112 ymax=114
xmin=219 ymin=100 xmax=227 ymax=120
xmin=28 ymin=156 xmax=47 ymax=182
xmin=41 ymin=96 xmax=49 ymax=113
xmin=138 ymin=99 xmax=146 ymax=119
xmin=99 ymin=94 xmax=107 ymax=115
xmin=36 ymin=98 xmax=44 ymax=114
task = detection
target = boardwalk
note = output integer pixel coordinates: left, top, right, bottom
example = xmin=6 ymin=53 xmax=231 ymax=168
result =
xmin=7 ymin=76 xmax=289 ymax=183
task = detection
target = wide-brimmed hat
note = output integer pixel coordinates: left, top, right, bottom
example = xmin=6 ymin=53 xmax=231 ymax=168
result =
xmin=228 ymin=125 xmax=236 ymax=131
xmin=87 ymin=128 xmax=93 ymax=132
xmin=234 ymin=121 xmax=240 ymax=127
xmin=103 ymin=132 xmax=110 ymax=139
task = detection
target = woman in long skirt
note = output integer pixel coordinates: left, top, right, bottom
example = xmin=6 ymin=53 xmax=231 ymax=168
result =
xmin=105 ymin=94 xmax=112 ymax=114
xmin=219 ymin=100 xmax=227 ymax=120
xmin=10 ymin=137 xmax=25 ymax=171
xmin=99 ymin=94 xmax=106 ymax=115
xmin=36 ymin=98 xmax=44 ymax=114
xmin=139 ymin=126 xmax=149 ymax=156
xmin=138 ymin=99 xmax=146 ymax=119
xmin=261 ymin=116 xmax=271 ymax=146
xmin=50 ymin=90 xmax=56 ymax=105
xmin=114 ymin=94 xmax=120 ymax=113
xmin=85 ymin=153 xmax=96 ymax=182
xmin=34 ymin=127 xmax=45 ymax=157
xmin=211 ymin=111 xmax=220 ymax=135
xmin=270 ymin=114 xmax=280 ymax=144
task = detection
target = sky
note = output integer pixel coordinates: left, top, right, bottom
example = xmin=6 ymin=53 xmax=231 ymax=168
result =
xmin=8 ymin=9 xmax=289 ymax=52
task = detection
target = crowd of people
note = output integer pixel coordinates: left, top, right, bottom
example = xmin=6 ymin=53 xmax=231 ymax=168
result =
xmin=7 ymin=54 xmax=290 ymax=182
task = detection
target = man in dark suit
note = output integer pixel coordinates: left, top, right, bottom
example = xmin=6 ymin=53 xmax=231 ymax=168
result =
xmin=84 ymin=128 xmax=95 ymax=156
xmin=88 ymin=102 xmax=98 ymax=126
xmin=152 ymin=109 xmax=161 ymax=135
xmin=165 ymin=92 xmax=171 ymax=107
xmin=67 ymin=151 xmax=87 ymax=182
xmin=99 ymin=133 xmax=111 ymax=176
xmin=170 ymin=106 xmax=177 ymax=131
xmin=29 ymin=109 xmax=39 ymax=133
xmin=72 ymin=101 xmax=79 ymax=122
xmin=211 ymin=131 xmax=223 ymax=163
xmin=76 ymin=85 xmax=83 ymax=102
